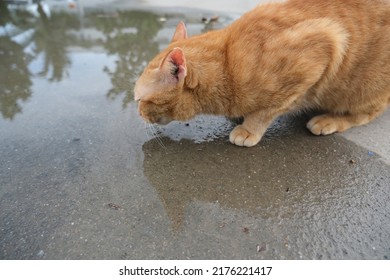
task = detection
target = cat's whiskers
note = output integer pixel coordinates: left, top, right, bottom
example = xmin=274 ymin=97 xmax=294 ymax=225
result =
xmin=146 ymin=123 xmax=166 ymax=149
xmin=151 ymin=124 xmax=167 ymax=150
xmin=144 ymin=122 xmax=152 ymax=139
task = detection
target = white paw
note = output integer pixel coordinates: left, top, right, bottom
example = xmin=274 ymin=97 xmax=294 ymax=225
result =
xmin=229 ymin=125 xmax=261 ymax=147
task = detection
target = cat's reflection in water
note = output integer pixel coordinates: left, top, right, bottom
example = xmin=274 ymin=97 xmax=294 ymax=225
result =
xmin=141 ymin=116 xmax=361 ymax=231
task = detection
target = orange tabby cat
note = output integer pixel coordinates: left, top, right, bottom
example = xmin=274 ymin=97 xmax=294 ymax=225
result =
xmin=135 ymin=0 xmax=390 ymax=147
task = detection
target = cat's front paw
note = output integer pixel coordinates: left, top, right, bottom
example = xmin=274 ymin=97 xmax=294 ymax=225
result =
xmin=229 ymin=125 xmax=261 ymax=147
xmin=307 ymin=114 xmax=346 ymax=135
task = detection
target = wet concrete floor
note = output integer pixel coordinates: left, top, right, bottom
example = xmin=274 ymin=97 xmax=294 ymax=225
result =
xmin=0 ymin=2 xmax=389 ymax=259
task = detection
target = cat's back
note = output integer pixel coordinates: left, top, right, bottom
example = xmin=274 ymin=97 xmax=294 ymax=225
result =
xmin=219 ymin=0 xmax=390 ymax=116
xmin=226 ymin=0 xmax=390 ymax=95
xmin=228 ymin=0 xmax=390 ymax=44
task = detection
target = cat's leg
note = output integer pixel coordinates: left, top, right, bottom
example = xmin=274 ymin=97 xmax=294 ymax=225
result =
xmin=307 ymin=103 xmax=388 ymax=135
xmin=229 ymin=110 xmax=275 ymax=147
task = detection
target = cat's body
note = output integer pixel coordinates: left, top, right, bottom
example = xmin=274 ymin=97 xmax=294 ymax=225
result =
xmin=135 ymin=0 xmax=390 ymax=147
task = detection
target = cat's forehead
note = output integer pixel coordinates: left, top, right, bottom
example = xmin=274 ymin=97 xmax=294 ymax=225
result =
xmin=134 ymin=55 xmax=164 ymax=101
xmin=134 ymin=70 xmax=159 ymax=101
xmin=147 ymin=58 xmax=161 ymax=70
xmin=134 ymin=47 xmax=178 ymax=101
xmin=148 ymin=49 xmax=171 ymax=69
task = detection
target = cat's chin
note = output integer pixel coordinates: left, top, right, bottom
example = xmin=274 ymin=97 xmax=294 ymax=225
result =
xmin=156 ymin=117 xmax=172 ymax=125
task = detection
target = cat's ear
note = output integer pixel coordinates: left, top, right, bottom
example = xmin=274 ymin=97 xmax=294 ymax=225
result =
xmin=159 ymin=47 xmax=187 ymax=84
xmin=171 ymin=21 xmax=188 ymax=42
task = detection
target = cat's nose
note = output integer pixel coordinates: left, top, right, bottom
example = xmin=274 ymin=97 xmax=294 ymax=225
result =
xmin=134 ymin=88 xmax=144 ymax=102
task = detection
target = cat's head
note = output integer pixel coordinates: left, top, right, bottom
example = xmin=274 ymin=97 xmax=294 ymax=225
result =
xmin=134 ymin=22 xmax=195 ymax=125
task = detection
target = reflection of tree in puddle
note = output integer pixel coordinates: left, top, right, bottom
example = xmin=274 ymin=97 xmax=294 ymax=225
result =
xmin=0 ymin=2 xmax=80 ymax=119
xmin=0 ymin=5 xmax=162 ymax=118
xmin=0 ymin=4 xmax=223 ymax=119
xmin=0 ymin=1 xmax=12 ymax=27
xmin=32 ymin=5 xmax=78 ymax=81
xmin=0 ymin=2 xmax=32 ymax=120
xmin=0 ymin=37 xmax=32 ymax=120
xmin=142 ymin=117 xmax=365 ymax=231
xmin=92 ymin=11 xmax=162 ymax=107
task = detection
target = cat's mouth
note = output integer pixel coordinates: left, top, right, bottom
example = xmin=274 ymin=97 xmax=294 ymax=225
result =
xmin=155 ymin=117 xmax=172 ymax=125
xmin=138 ymin=100 xmax=172 ymax=125
xmin=141 ymin=113 xmax=172 ymax=125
